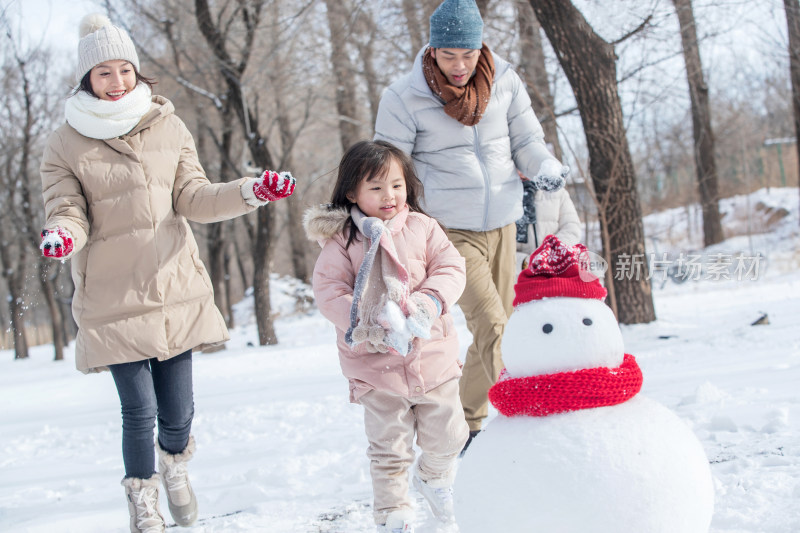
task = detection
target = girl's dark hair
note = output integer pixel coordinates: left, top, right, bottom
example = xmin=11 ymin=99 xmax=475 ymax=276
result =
xmin=71 ymin=66 xmax=156 ymax=98
xmin=331 ymin=140 xmax=426 ymax=248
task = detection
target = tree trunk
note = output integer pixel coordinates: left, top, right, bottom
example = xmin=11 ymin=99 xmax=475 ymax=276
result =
xmin=194 ymin=0 xmax=278 ymax=345
xmin=0 ymin=239 xmax=30 ymax=359
xmin=529 ymin=0 xmax=655 ymax=324
xmin=784 ymin=0 xmax=800 ymax=225
xmin=8 ymin=279 xmax=29 ymax=360
xmin=672 ymin=0 xmax=724 ymax=247
xmin=355 ymin=10 xmax=382 ymax=132
xmin=276 ymin=91 xmax=310 ymax=283
xmin=324 ymin=0 xmax=362 ymax=151
xmin=206 ymin=112 xmax=235 ymax=328
xmin=475 ymin=0 xmax=490 ymax=18
xmin=515 ymin=0 xmax=563 ymax=162
xmin=223 ymin=232 xmax=235 ymax=328
xmin=38 ymin=261 xmax=65 ymax=361
xmin=422 ymin=0 xmax=442 ymax=40
xmin=401 ymin=0 xmax=426 ymax=55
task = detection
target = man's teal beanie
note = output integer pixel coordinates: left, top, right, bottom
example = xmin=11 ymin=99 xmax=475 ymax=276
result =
xmin=429 ymin=0 xmax=484 ymax=50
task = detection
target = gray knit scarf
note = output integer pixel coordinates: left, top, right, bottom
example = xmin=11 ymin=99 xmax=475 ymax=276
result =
xmin=345 ymin=206 xmax=411 ymax=353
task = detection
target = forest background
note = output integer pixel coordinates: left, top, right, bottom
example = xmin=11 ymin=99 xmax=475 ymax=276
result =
xmin=1 ymin=0 xmax=797 ymax=358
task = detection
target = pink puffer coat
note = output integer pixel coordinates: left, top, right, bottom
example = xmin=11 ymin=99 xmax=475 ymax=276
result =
xmin=305 ymin=205 xmax=466 ymax=403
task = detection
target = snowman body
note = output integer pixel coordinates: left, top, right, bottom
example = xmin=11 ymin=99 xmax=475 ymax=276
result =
xmin=454 ymin=297 xmax=715 ymax=533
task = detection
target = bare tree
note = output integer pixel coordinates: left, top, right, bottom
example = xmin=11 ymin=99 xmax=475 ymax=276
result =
xmin=402 ymin=0 xmax=426 ymax=54
xmin=110 ymin=0 xmax=244 ymax=337
xmin=269 ymin=0 xmax=315 ymax=283
xmin=528 ymin=0 xmax=655 ymax=324
xmin=324 ymin=0 xmax=363 ymax=151
xmin=672 ymin=0 xmax=724 ymax=246
xmin=515 ymin=0 xmax=563 ymax=161
xmin=353 ymin=6 xmax=382 ymax=131
xmin=475 ymin=0 xmax=490 ymax=18
xmin=784 ymin=0 xmax=800 ymax=224
xmin=193 ymin=0 xmax=281 ymax=345
xmin=1 ymin=17 xmax=67 ymax=359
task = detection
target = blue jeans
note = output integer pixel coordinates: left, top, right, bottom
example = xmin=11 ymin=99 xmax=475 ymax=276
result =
xmin=109 ymin=350 xmax=194 ymax=479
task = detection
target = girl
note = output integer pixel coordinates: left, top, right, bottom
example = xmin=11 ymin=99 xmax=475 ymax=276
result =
xmin=515 ymin=166 xmax=581 ymax=271
xmin=39 ymin=14 xmax=295 ymax=533
xmin=304 ymin=140 xmax=469 ymax=533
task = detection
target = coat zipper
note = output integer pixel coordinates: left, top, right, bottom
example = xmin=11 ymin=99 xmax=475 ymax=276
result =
xmin=473 ymin=125 xmax=491 ymax=230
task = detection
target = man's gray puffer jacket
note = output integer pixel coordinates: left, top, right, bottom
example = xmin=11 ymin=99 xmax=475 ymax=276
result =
xmin=374 ymin=47 xmax=558 ymax=232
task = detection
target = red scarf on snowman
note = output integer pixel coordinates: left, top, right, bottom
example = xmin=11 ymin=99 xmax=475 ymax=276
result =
xmin=490 ymin=235 xmax=643 ymax=417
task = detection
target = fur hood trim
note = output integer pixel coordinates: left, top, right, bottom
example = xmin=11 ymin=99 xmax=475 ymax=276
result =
xmin=303 ymin=204 xmax=350 ymax=243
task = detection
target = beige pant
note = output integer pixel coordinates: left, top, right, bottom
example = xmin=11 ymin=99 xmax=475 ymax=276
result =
xmin=446 ymin=224 xmax=516 ymax=431
xmin=360 ymin=378 xmax=468 ymax=525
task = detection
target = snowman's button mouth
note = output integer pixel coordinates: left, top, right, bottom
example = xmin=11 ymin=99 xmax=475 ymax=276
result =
xmin=542 ymin=323 xmax=553 ymax=334
xmin=583 ymin=318 xmax=593 ymax=326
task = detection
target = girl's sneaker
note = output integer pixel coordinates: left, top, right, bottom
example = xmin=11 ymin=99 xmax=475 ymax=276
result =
xmin=412 ymin=475 xmax=455 ymax=524
xmin=378 ymin=509 xmax=415 ymax=533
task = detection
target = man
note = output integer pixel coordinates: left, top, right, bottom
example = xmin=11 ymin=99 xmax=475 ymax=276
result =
xmin=374 ymin=0 xmax=568 ymax=452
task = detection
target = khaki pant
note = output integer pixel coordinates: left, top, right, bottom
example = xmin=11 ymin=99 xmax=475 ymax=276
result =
xmin=446 ymin=224 xmax=516 ymax=431
xmin=360 ymin=379 xmax=468 ymax=525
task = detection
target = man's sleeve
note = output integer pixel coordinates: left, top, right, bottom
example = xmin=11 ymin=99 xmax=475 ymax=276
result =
xmin=506 ymin=69 xmax=559 ymax=177
xmin=374 ymin=88 xmax=416 ymax=154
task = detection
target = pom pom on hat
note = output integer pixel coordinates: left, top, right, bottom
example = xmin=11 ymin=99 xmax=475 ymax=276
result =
xmin=76 ymin=13 xmax=140 ymax=81
xmin=429 ymin=0 xmax=484 ymax=50
xmin=513 ymin=235 xmax=607 ymax=307
xmin=79 ymin=13 xmax=113 ymax=38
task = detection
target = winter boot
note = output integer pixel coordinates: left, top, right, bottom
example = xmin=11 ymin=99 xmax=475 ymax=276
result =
xmin=157 ymin=435 xmax=198 ymax=526
xmin=377 ymin=509 xmax=415 ymax=533
xmin=121 ymin=475 xmax=166 ymax=533
xmin=412 ymin=474 xmax=455 ymax=524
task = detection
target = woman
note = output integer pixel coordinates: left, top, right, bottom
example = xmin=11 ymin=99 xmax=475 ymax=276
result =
xmin=39 ymin=14 xmax=295 ymax=532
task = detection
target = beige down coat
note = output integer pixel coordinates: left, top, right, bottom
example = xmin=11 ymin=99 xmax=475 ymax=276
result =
xmin=41 ymin=96 xmax=257 ymax=372
xmin=305 ymin=205 xmax=466 ymax=403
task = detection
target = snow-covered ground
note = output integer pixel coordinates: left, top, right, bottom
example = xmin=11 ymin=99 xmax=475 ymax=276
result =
xmin=2 ymin=188 xmax=799 ymax=532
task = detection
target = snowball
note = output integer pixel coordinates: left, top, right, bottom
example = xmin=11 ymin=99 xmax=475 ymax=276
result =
xmin=40 ymin=231 xmax=63 ymax=251
xmin=537 ymin=158 xmax=564 ymax=178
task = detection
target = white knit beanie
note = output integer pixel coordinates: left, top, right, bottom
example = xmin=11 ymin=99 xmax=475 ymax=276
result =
xmin=77 ymin=14 xmax=140 ymax=81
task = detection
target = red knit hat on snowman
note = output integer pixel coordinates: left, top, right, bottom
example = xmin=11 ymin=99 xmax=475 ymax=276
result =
xmin=513 ymin=234 xmax=607 ymax=306
xmin=490 ymin=235 xmax=643 ymax=417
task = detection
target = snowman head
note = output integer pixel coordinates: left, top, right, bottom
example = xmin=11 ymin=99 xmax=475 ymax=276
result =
xmin=503 ymin=235 xmax=623 ymax=378
xmin=503 ymin=297 xmax=624 ymax=377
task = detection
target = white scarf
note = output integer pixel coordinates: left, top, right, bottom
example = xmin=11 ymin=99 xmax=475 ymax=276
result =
xmin=65 ymin=83 xmax=153 ymax=140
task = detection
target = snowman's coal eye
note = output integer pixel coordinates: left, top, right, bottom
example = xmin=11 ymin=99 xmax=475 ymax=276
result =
xmin=542 ymin=323 xmax=553 ymax=334
xmin=583 ymin=318 xmax=593 ymax=326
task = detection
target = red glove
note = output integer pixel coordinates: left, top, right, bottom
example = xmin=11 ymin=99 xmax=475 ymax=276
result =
xmin=253 ymin=170 xmax=296 ymax=202
xmin=40 ymin=227 xmax=74 ymax=259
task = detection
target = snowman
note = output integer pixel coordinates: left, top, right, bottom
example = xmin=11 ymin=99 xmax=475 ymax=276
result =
xmin=454 ymin=235 xmax=714 ymax=533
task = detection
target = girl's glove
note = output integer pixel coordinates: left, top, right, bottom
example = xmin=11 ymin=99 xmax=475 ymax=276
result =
xmin=40 ymin=227 xmax=74 ymax=259
xmin=350 ymin=324 xmax=388 ymax=353
xmin=406 ymin=292 xmax=440 ymax=340
xmin=253 ymin=170 xmax=296 ymax=202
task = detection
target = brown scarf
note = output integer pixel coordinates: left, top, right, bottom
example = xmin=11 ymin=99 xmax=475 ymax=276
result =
xmin=423 ymin=44 xmax=495 ymax=126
